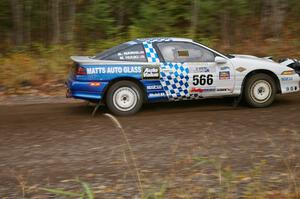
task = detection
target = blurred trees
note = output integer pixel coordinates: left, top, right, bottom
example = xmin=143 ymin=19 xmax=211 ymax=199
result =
xmin=260 ymin=0 xmax=287 ymax=38
xmin=50 ymin=0 xmax=60 ymax=44
xmin=1 ymin=0 xmax=300 ymax=53
xmin=10 ymin=0 xmax=24 ymax=45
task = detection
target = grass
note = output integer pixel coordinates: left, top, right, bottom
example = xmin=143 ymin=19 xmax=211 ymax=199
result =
xmin=38 ymin=158 xmax=299 ymax=199
xmin=41 ymin=178 xmax=94 ymax=199
xmin=104 ymin=113 xmax=144 ymax=196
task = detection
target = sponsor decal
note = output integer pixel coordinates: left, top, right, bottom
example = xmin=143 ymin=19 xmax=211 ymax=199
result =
xmin=219 ymin=71 xmax=230 ymax=80
xmin=148 ymin=92 xmax=166 ymax=97
xmin=216 ymin=88 xmax=231 ymax=92
xmin=177 ymin=50 xmax=189 ymax=57
xmin=236 ymin=67 xmax=246 ymax=72
xmin=220 ymin=66 xmax=230 ymax=70
xmin=86 ymin=66 xmax=141 ymax=75
xmin=147 ymin=85 xmax=163 ymax=90
xmin=193 ymin=67 xmax=210 ymax=73
xmin=281 ymin=77 xmax=293 ymax=81
xmin=118 ymin=51 xmax=144 ymax=56
xmin=190 ymin=87 xmax=216 ymax=93
xmin=142 ymin=66 xmax=160 ymax=79
xmin=119 ymin=55 xmax=146 ymax=60
xmin=118 ymin=51 xmax=145 ymax=60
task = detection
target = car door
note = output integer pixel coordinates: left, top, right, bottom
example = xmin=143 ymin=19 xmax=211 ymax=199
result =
xmin=156 ymin=41 xmax=234 ymax=100
xmin=187 ymin=51 xmax=235 ymax=97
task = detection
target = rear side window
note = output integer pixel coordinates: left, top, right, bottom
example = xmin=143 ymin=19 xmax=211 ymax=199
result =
xmin=103 ymin=44 xmax=147 ymax=62
xmin=93 ymin=42 xmax=130 ymax=59
xmin=157 ymin=42 xmax=215 ymax=62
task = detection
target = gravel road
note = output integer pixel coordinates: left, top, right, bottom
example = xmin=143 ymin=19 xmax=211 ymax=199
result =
xmin=0 ymin=93 xmax=299 ymax=198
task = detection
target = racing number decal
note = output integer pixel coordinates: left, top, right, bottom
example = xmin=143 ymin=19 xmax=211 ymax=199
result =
xmin=192 ymin=74 xmax=213 ymax=86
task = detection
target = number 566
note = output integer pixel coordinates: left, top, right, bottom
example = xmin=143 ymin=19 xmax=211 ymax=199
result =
xmin=193 ymin=74 xmax=213 ymax=86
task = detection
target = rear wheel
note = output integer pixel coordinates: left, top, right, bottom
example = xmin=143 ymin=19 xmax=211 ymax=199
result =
xmin=106 ymin=81 xmax=143 ymax=116
xmin=244 ymin=74 xmax=277 ymax=107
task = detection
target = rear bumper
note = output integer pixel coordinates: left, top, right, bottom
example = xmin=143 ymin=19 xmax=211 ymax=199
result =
xmin=65 ymin=79 xmax=108 ymax=101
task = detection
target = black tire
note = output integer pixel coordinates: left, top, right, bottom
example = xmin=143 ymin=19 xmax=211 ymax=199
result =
xmin=244 ymin=73 xmax=277 ymax=108
xmin=106 ymin=81 xmax=143 ymax=116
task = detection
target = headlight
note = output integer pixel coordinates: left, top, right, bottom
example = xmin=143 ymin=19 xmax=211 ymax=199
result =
xmin=281 ymin=70 xmax=296 ymax=75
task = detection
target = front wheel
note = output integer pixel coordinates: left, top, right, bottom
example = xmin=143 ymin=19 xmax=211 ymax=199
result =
xmin=106 ymin=81 xmax=143 ymax=116
xmin=244 ymin=74 xmax=277 ymax=108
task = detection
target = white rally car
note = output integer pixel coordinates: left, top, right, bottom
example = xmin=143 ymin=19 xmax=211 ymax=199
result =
xmin=67 ymin=38 xmax=300 ymax=115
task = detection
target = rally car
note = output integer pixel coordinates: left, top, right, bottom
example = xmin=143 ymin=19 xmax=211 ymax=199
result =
xmin=66 ymin=37 xmax=300 ymax=115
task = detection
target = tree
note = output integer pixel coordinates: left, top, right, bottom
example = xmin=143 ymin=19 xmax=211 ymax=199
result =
xmin=0 ymin=0 xmax=299 ymax=53
xmin=76 ymin=0 xmax=114 ymax=44
xmin=221 ymin=6 xmax=230 ymax=48
xmin=190 ymin=0 xmax=199 ymax=39
xmin=50 ymin=0 xmax=61 ymax=44
xmin=133 ymin=0 xmax=190 ymax=36
xmin=271 ymin=0 xmax=287 ymax=38
xmin=261 ymin=0 xmax=287 ymax=39
xmin=11 ymin=0 xmax=23 ymax=45
xmin=24 ymin=0 xmax=32 ymax=44
xmin=65 ymin=0 xmax=76 ymax=43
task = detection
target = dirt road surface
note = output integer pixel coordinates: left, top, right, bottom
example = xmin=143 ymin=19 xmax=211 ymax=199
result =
xmin=0 ymin=93 xmax=300 ymax=198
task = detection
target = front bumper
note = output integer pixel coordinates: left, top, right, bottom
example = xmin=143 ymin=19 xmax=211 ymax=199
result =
xmin=279 ymin=74 xmax=300 ymax=94
xmin=65 ymin=79 xmax=108 ymax=101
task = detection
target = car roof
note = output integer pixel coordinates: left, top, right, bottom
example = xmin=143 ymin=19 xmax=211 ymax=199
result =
xmin=132 ymin=37 xmax=193 ymax=44
xmin=95 ymin=38 xmax=183 ymax=59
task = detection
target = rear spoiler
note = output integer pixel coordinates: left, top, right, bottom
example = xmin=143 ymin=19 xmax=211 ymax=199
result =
xmin=70 ymin=56 xmax=123 ymax=65
xmin=71 ymin=56 xmax=96 ymax=63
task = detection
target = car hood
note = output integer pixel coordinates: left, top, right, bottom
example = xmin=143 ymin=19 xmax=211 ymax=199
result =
xmin=230 ymin=54 xmax=292 ymax=74
xmin=231 ymin=54 xmax=275 ymax=63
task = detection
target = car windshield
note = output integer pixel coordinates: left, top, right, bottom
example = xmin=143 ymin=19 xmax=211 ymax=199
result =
xmin=210 ymin=48 xmax=234 ymax=58
xmin=92 ymin=42 xmax=131 ymax=60
xmin=194 ymin=42 xmax=234 ymax=59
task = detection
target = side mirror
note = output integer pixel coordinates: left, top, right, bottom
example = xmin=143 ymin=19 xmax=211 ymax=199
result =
xmin=215 ymin=56 xmax=227 ymax=64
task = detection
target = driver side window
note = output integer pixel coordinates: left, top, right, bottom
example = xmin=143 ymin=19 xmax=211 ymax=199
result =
xmin=157 ymin=42 xmax=215 ymax=62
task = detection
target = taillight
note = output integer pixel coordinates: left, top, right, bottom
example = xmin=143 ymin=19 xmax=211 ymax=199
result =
xmin=76 ymin=66 xmax=87 ymax=75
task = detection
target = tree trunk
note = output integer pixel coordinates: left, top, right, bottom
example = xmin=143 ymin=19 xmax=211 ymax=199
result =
xmin=260 ymin=0 xmax=287 ymax=39
xmin=271 ymin=0 xmax=287 ymax=38
xmin=65 ymin=0 xmax=75 ymax=43
xmin=24 ymin=0 xmax=32 ymax=44
xmin=221 ymin=9 xmax=230 ymax=48
xmin=190 ymin=0 xmax=199 ymax=39
xmin=11 ymin=0 xmax=24 ymax=45
xmin=50 ymin=0 xmax=61 ymax=44
xmin=260 ymin=0 xmax=270 ymax=38
xmin=117 ymin=1 xmax=125 ymax=29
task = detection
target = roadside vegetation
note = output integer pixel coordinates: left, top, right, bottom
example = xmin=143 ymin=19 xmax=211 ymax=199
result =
xmin=38 ymin=159 xmax=299 ymax=199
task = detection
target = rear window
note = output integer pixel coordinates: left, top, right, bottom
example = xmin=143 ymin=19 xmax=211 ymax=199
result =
xmin=103 ymin=44 xmax=147 ymax=62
